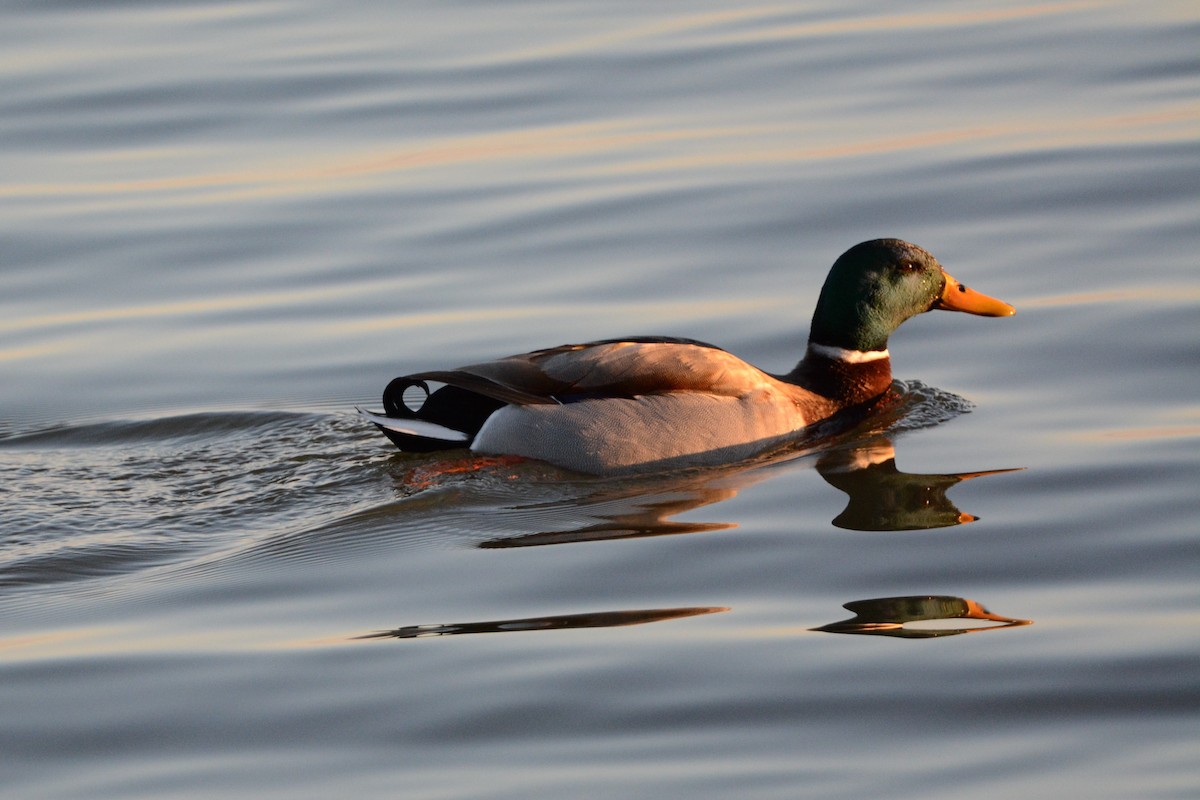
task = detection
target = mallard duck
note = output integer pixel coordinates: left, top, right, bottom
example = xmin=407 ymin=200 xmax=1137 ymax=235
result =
xmin=360 ymin=239 xmax=1014 ymax=473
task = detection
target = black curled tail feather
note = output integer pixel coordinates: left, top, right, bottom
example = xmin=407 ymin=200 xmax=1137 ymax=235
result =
xmin=376 ymin=374 xmax=506 ymax=452
xmin=382 ymin=377 xmax=431 ymax=418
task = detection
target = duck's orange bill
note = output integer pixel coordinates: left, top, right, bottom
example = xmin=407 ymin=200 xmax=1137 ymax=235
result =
xmin=937 ymin=272 xmax=1016 ymax=317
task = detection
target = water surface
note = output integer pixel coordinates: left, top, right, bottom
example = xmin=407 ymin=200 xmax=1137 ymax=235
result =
xmin=2 ymin=2 xmax=1198 ymax=798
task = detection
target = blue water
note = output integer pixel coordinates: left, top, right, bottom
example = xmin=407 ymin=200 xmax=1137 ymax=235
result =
xmin=2 ymin=2 xmax=1198 ymax=798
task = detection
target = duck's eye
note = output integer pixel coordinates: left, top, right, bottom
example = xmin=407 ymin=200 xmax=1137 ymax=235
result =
xmin=896 ymin=260 xmax=921 ymax=273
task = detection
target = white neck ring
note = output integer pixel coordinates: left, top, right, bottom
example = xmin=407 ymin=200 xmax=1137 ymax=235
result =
xmin=808 ymin=343 xmax=890 ymax=363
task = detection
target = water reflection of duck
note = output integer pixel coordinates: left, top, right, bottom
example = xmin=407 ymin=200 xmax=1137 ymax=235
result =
xmin=817 ymin=438 xmax=1022 ymax=531
xmin=476 ymin=432 xmax=1018 ymax=548
xmin=362 ymin=239 xmax=1013 ymax=474
xmin=356 ymin=606 xmax=730 ymax=640
xmin=353 ymin=596 xmax=1031 ymax=642
xmin=813 ymin=595 xmax=1032 ymax=638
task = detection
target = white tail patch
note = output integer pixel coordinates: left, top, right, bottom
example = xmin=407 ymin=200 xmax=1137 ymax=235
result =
xmin=356 ymin=407 xmax=470 ymax=442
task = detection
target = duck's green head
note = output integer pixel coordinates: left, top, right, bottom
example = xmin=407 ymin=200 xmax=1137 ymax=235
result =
xmin=808 ymin=239 xmax=1014 ymax=353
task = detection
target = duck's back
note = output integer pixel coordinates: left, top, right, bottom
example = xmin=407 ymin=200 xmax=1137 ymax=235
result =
xmin=447 ymin=338 xmax=777 ymax=401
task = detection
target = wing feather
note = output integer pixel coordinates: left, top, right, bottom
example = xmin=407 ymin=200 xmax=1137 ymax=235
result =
xmin=408 ymin=338 xmax=775 ymax=405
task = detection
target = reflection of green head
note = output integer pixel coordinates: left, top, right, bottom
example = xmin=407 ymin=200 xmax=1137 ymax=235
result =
xmin=817 ymin=439 xmax=1023 ymax=532
xmin=818 ymin=452 xmax=972 ymax=531
xmin=808 ymin=239 xmax=946 ymax=352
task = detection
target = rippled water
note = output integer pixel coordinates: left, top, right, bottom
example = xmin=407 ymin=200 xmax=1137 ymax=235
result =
xmin=2 ymin=2 xmax=1198 ymax=798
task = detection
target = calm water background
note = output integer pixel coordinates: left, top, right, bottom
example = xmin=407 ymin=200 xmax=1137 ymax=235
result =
xmin=2 ymin=1 xmax=1198 ymax=798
